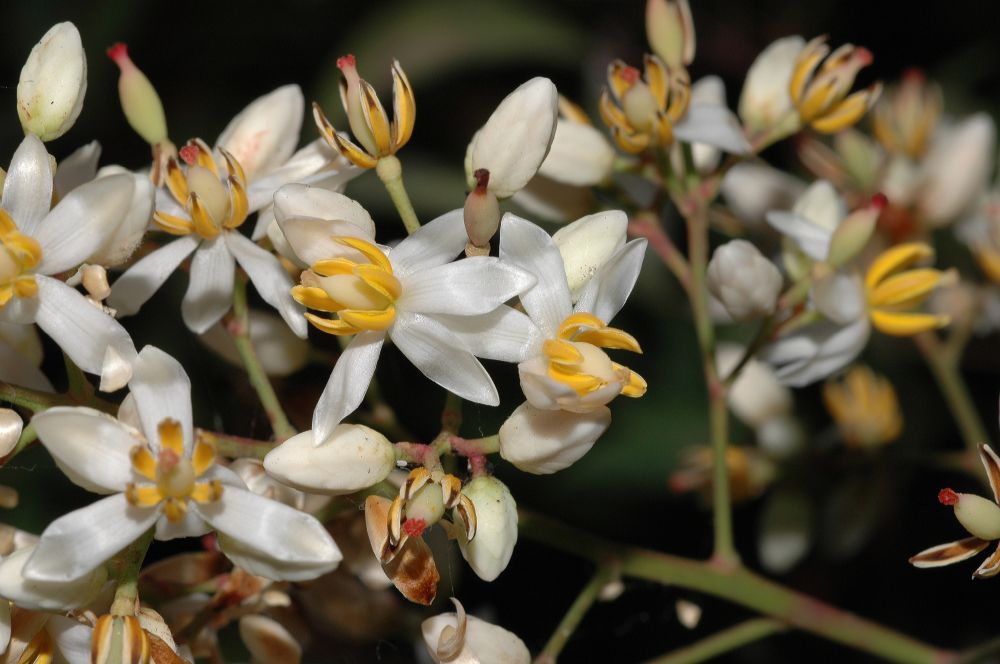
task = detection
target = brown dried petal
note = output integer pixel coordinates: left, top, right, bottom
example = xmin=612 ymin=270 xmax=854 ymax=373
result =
xmin=909 ymin=537 xmax=989 ymax=568
xmin=384 ymin=535 xmax=440 ymax=606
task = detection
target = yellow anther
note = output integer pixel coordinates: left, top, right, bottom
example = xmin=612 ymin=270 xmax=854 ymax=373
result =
xmin=790 ymin=36 xmax=880 ymax=133
xmin=865 ymin=243 xmax=951 ymax=337
xmin=599 ymin=55 xmax=690 ymax=153
xmin=0 ymin=209 xmax=42 ymax=310
xmin=824 ymin=365 xmax=902 ymax=448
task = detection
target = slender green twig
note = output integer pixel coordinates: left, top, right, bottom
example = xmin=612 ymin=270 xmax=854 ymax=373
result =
xmin=226 ymin=276 xmax=297 ymax=442
xmin=109 ymin=528 xmax=155 ymax=617
xmin=535 ymin=566 xmax=613 ymax=664
xmin=646 ymin=618 xmax=787 ymax=664
xmin=62 ymin=352 xmax=92 ymax=402
xmin=376 ymin=155 xmax=421 ymax=235
xmin=197 ymin=428 xmax=274 ymax=460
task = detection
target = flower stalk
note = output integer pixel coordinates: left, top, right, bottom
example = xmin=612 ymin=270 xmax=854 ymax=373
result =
xmin=535 ymin=565 xmax=613 ymax=664
xmin=108 ymin=528 xmax=154 ymax=617
xmin=376 ymin=155 xmax=421 ymax=235
xmin=647 ymin=618 xmax=787 ymax=664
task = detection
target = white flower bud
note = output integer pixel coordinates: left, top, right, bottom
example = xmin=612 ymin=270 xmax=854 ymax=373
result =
xmin=947 ymin=491 xmax=1000 ymax=541
xmin=917 ymin=114 xmax=996 ymax=227
xmin=537 ymin=119 xmax=616 ymax=187
xmin=457 ymin=476 xmax=517 ymax=582
xmin=716 ymin=344 xmax=791 ymax=429
xmin=0 ymin=409 xmax=23 ymax=458
xmin=263 ymin=426 xmax=395 ymax=495
xmin=738 ymin=36 xmax=805 ymax=136
xmin=17 ymin=22 xmax=87 ymax=141
xmin=499 ymin=402 xmax=610 ymax=474
xmin=720 ymin=162 xmax=805 ymax=227
xmin=552 ymin=210 xmax=627 ymax=298
xmin=200 ymin=310 xmax=309 ymax=377
xmin=707 ymin=240 xmax=782 ymax=320
xmin=645 ymin=0 xmax=695 ymax=68
xmin=756 ymin=414 xmax=805 ymax=459
xmin=422 ymin=598 xmax=530 ymax=664
xmin=466 ymin=78 xmax=559 ymax=198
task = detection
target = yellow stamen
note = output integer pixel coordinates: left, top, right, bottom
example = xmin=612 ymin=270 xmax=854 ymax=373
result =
xmin=130 ymin=446 xmax=157 ymax=481
xmin=870 ymin=310 xmax=949 ymax=337
xmin=158 ymin=418 xmax=184 ymax=455
xmin=390 ymin=60 xmax=416 ymax=149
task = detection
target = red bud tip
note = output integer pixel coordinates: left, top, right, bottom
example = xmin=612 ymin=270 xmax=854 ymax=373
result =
xmin=871 ymin=192 xmax=888 ymax=210
xmin=106 ymin=42 xmax=130 ymax=66
xmin=201 ymin=532 xmax=218 ymax=551
xmin=938 ymin=488 xmax=960 ymax=506
xmin=178 ymin=145 xmax=199 ymax=166
xmin=902 ymin=67 xmax=925 ymax=83
xmin=473 ymin=168 xmax=490 ymax=192
xmin=621 ymin=66 xmax=641 ymax=85
xmin=336 ymin=54 xmax=357 ymax=71
xmin=402 ymin=518 xmax=427 ymax=538
xmin=855 ymin=47 xmax=874 ymax=66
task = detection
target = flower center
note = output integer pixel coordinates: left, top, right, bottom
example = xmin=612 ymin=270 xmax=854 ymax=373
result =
xmin=0 ymin=209 xmax=41 ymax=308
xmin=543 ymin=312 xmax=647 ymax=398
xmin=125 ymin=418 xmax=222 ymax=522
xmin=622 ymin=80 xmax=659 ymax=133
xmin=291 ymin=237 xmax=402 ymax=336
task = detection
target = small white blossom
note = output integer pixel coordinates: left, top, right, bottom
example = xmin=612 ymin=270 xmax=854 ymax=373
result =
xmin=456 ymin=476 xmax=518 ymax=582
xmin=707 ymin=239 xmax=782 ymax=320
xmin=18 ymin=22 xmax=87 ymax=142
xmin=739 ymin=36 xmax=805 ymax=137
xmin=917 ymin=114 xmax=996 ymax=227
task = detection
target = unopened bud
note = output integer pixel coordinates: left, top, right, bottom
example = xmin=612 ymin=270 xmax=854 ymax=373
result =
xmin=92 ymin=614 xmax=150 ymax=664
xmin=552 ymin=210 xmax=627 ymax=298
xmin=645 ymin=0 xmax=695 ymax=68
xmin=422 ymin=598 xmax=530 ymax=664
xmin=707 ymin=239 xmax=782 ymax=320
xmin=107 ymin=43 xmax=167 ymax=146
xmin=18 ymin=22 xmax=87 ymax=141
xmin=738 ymin=36 xmax=805 ymax=136
xmin=826 ymin=193 xmax=884 ymax=267
xmin=464 ymin=169 xmax=500 ymax=251
xmin=457 ymin=476 xmax=517 ymax=582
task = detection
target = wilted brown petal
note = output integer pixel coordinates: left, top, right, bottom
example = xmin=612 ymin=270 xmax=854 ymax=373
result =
xmin=384 ymin=534 xmax=440 ymax=606
xmin=973 ymin=542 xmax=1000 ymax=579
xmin=909 ymin=537 xmax=989 ymax=568
xmin=979 ymin=444 xmax=1000 ymax=504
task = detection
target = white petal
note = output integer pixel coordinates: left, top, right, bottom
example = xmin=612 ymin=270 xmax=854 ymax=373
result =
xmin=0 ymin=546 xmax=107 ymax=611
xmin=2 ymin=134 xmax=53 ymax=235
xmin=499 ymin=213 xmax=573 ymax=337
xmin=263 ymin=426 xmax=395 ymax=495
xmin=390 ymin=311 xmax=499 ymax=406
xmin=107 ymin=236 xmax=200 ymax=317
xmin=0 ymin=295 xmax=39 ymax=325
xmin=739 ymin=36 xmax=805 ymax=133
xmin=23 ymin=493 xmax=159 ymax=582
xmin=674 ymin=102 xmax=751 ymax=155
xmin=312 ymin=331 xmax=384 ymax=445
xmin=811 ymin=272 xmax=865 ymax=324
xmin=757 ymin=489 xmax=812 ymax=573
xmin=398 ymin=257 xmax=534 ymax=316
xmin=46 ymin=616 xmax=93 ymax=664
xmin=919 ymin=114 xmax=996 ymax=227
xmin=129 ymin=345 xmax=193 ymax=455
xmin=182 ymin=237 xmax=236 ymax=334
xmin=456 ymin=476 xmax=518 ymax=581
xmin=499 ymin=401 xmax=610 ymax=474
xmin=155 ymin=509 xmax=210 ymax=541
xmin=552 ymin=210 xmax=628 ymax=298
xmin=88 ymin=171 xmax=155 ymax=268
xmin=54 ymin=141 xmax=100 ymax=197
xmin=196 ymin=487 xmax=341 ymax=581
xmin=721 ymin=162 xmax=805 ymax=226
xmin=17 ymin=22 xmax=86 ymax=143
xmin=248 ymin=144 xmax=360 ymax=216
xmin=32 ymin=407 xmax=141 ymax=493
xmin=35 ymin=174 xmax=137 ymax=274
xmin=273 ymin=183 xmax=374 ymax=233
xmin=762 ymin=318 xmax=870 ymax=387
xmin=215 ymin=85 xmax=304 ymax=181
xmin=0 ymin=409 xmax=22 ymax=457
xmin=468 ymin=77 xmax=559 ymax=198
xmin=0 ymin=337 xmax=52 ymax=392
xmin=433 ymin=306 xmax=541 ymax=363
xmin=574 ymin=239 xmax=647 ymax=323
xmin=34 ymin=275 xmax=137 ymax=389
xmin=537 ymin=120 xmax=615 ymax=186
xmin=276 ymin=216 xmax=377 ymax=266
xmin=225 ymin=232 xmax=306 ymax=338
xmin=387 ymin=208 xmax=467 ymax=278
xmin=765 ymin=210 xmax=832 ymax=261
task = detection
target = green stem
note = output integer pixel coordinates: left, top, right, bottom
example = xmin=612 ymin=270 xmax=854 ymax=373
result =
xmin=518 ymin=511 xmax=955 ymax=664
xmin=226 ymin=276 xmax=297 ymax=442
xmin=721 ymin=314 xmax=776 ymax=388
xmin=535 ymin=566 xmax=612 ymax=663
xmin=62 ymin=352 xmax=91 ymax=401
xmin=646 ymin=618 xmax=786 ymax=664
xmin=197 ymin=429 xmax=274 ymax=460
xmin=914 ymin=331 xmax=989 ymax=454
xmin=376 ymin=155 xmax=421 ymax=235
xmin=109 ymin=529 xmax=154 ymax=616
xmin=10 ymin=422 xmax=36 ymax=458
xmin=0 ymin=382 xmax=63 ymax=412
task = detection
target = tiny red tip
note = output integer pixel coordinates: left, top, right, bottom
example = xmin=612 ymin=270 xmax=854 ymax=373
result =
xmin=871 ymin=192 xmax=888 ymax=210
xmin=402 ymin=518 xmax=427 ymax=538
xmin=473 ymin=168 xmax=490 ymax=191
xmin=902 ymin=67 xmax=925 ymax=83
xmin=620 ymin=66 xmax=641 ymax=85
xmin=106 ymin=42 xmax=129 ymax=64
xmin=855 ymin=47 xmax=874 ymax=66
xmin=938 ymin=488 xmax=960 ymax=506
xmin=178 ymin=145 xmax=199 ymax=166
xmin=337 ymin=54 xmax=357 ymax=70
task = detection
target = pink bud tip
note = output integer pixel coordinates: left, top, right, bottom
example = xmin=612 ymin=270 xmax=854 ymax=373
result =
xmin=473 ymin=168 xmax=490 ymax=192
xmin=337 ymin=54 xmax=357 ymax=71
xmin=402 ymin=518 xmax=427 ymax=538
xmin=871 ymin=192 xmax=888 ymax=210
xmin=938 ymin=488 xmax=960 ymax=506
xmin=621 ymin=66 xmax=641 ymax=85
xmin=855 ymin=47 xmax=874 ymax=66
xmin=106 ymin=42 xmax=129 ymax=66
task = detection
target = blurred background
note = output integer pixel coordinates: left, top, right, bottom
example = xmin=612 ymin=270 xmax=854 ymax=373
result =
xmin=4 ymin=1 xmax=1000 ymax=661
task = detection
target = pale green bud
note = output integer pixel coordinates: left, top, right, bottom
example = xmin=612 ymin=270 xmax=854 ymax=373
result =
xmin=645 ymin=0 xmax=695 ymax=68
xmin=18 ymin=22 xmax=87 ymax=141
xmin=827 ymin=194 xmax=885 ymax=267
xmin=107 ymin=43 xmax=167 ymax=145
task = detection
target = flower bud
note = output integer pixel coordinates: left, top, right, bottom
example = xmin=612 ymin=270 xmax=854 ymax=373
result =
xmin=872 ymin=69 xmax=942 ymax=160
xmin=739 ymin=36 xmax=804 ymax=136
xmin=499 ymin=402 xmax=611 ymax=474
xmin=941 ymin=489 xmax=1000 ymax=541
xmin=826 ymin=193 xmax=885 ymax=267
xmin=201 ymin=310 xmax=309 ymax=377
xmin=421 ymin=598 xmax=530 ymax=664
xmin=464 ymin=169 xmax=500 ymax=252
xmin=917 ymin=114 xmax=995 ymax=227
xmin=456 ymin=476 xmax=517 ymax=582
xmin=18 ymin=22 xmax=87 ymax=141
xmin=466 ymin=78 xmax=559 ymax=198
xmin=107 ymin=43 xmax=167 ymax=146
xmin=552 ymin=210 xmax=627 ymax=298
xmin=707 ymin=240 xmax=782 ymax=320
xmin=720 ymin=162 xmax=805 ymax=226
xmin=716 ymin=344 xmax=791 ymax=429
xmin=537 ymin=109 xmax=616 ymax=187
xmin=264 ymin=426 xmax=395 ymax=495
xmin=645 ymin=0 xmax=695 ymax=68
xmin=239 ymin=615 xmax=301 ymax=664
xmin=91 ymin=614 xmax=150 ymax=664
xmin=0 ymin=408 xmax=22 ymax=458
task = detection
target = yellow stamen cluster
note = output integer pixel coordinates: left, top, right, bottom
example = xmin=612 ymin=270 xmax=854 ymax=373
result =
xmin=313 ymin=55 xmax=415 ymax=169
xmin=125 ymin=418 xmax=222 ymax=523
xmin=543 ymin=312 xmax=647 ymax=398
xmin=0 ymin=209 xmax=41 ymax=308
xmin=153 ymin=138 xmax=249 ymax=240
xmin=823 ymin=365 xmax=903 ymax=448
xmin=790 ymin=37 xmax=882 ymax=134
xmin=599 ymin=55 xmax=690 ymax=153
xmin=872 ymin=70 xmax=941 ymax=159
xmin=291 ymin=237 xmax=401 ymax=336
xmin=18 ymin=627 xmax=54 ymax=664
xmin=865 ymin=242 xmax=955 ymax=336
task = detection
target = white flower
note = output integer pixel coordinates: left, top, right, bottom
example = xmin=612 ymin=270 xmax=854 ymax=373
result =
xmin=720 ymin=162 xmax=805 ymax=227
xmin=551 ymin=210 xmax=628 ymax=299
xmin=23 ymin=346 xmax=342 ymax=583
xmin=465 ymin=78 xmax=559 ymax=199
xmin=716 ymin=343 xmax=791 ymax=428
xmin=917 ymin=113 xmax=996 ymax=227
xmin=421 ymin=598 xmax=530 ymax=664
xmin=456 ymin=476 xmax=517 ymax=582
xmin=499 ymin=401 xmax=611 ymax=475
xmin=263 ymin=426 xmax=396 ymax=495
xmin=18 ymin=22 xmax=87 ymax=142
xmin=282 ymin=209 xmax=536 ymax=445
xmin=766 ymin=180 xmax=846 ymax=262
xmin=739 ymin=36 xmax=805 ymax=136
xmin=707 ymin=239 xmax=782 ymax=320
xmin=681 ymin=76 xmax=749 ymax=172
xmin=0 ymin=134 xmax=138 ymax=391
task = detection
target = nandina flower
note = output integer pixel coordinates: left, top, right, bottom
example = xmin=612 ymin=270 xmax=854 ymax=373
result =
xmin=910 ymin=444 xmax=1000 ymax=579
xmin=872 ymin=69 xmax=942 ymax=160
xmin=279 ymin=206 xmax=535 ymax=445
xmin=23 ymin=346 xmax=341 ymax=583
xmin=864 ymin=242 xmax=955 ymax=336
xmin=313 ymin=54 xmax=415 ymax=169
xmin=789 ymin=36 xmax=881 ymax=134
xmin=0 ymin=134 xmax=138 ymax=391
xmin=421 ymin=598 xmax=530 ymax=664
xmin=823 ymin=365 xmax=903 ymax=448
